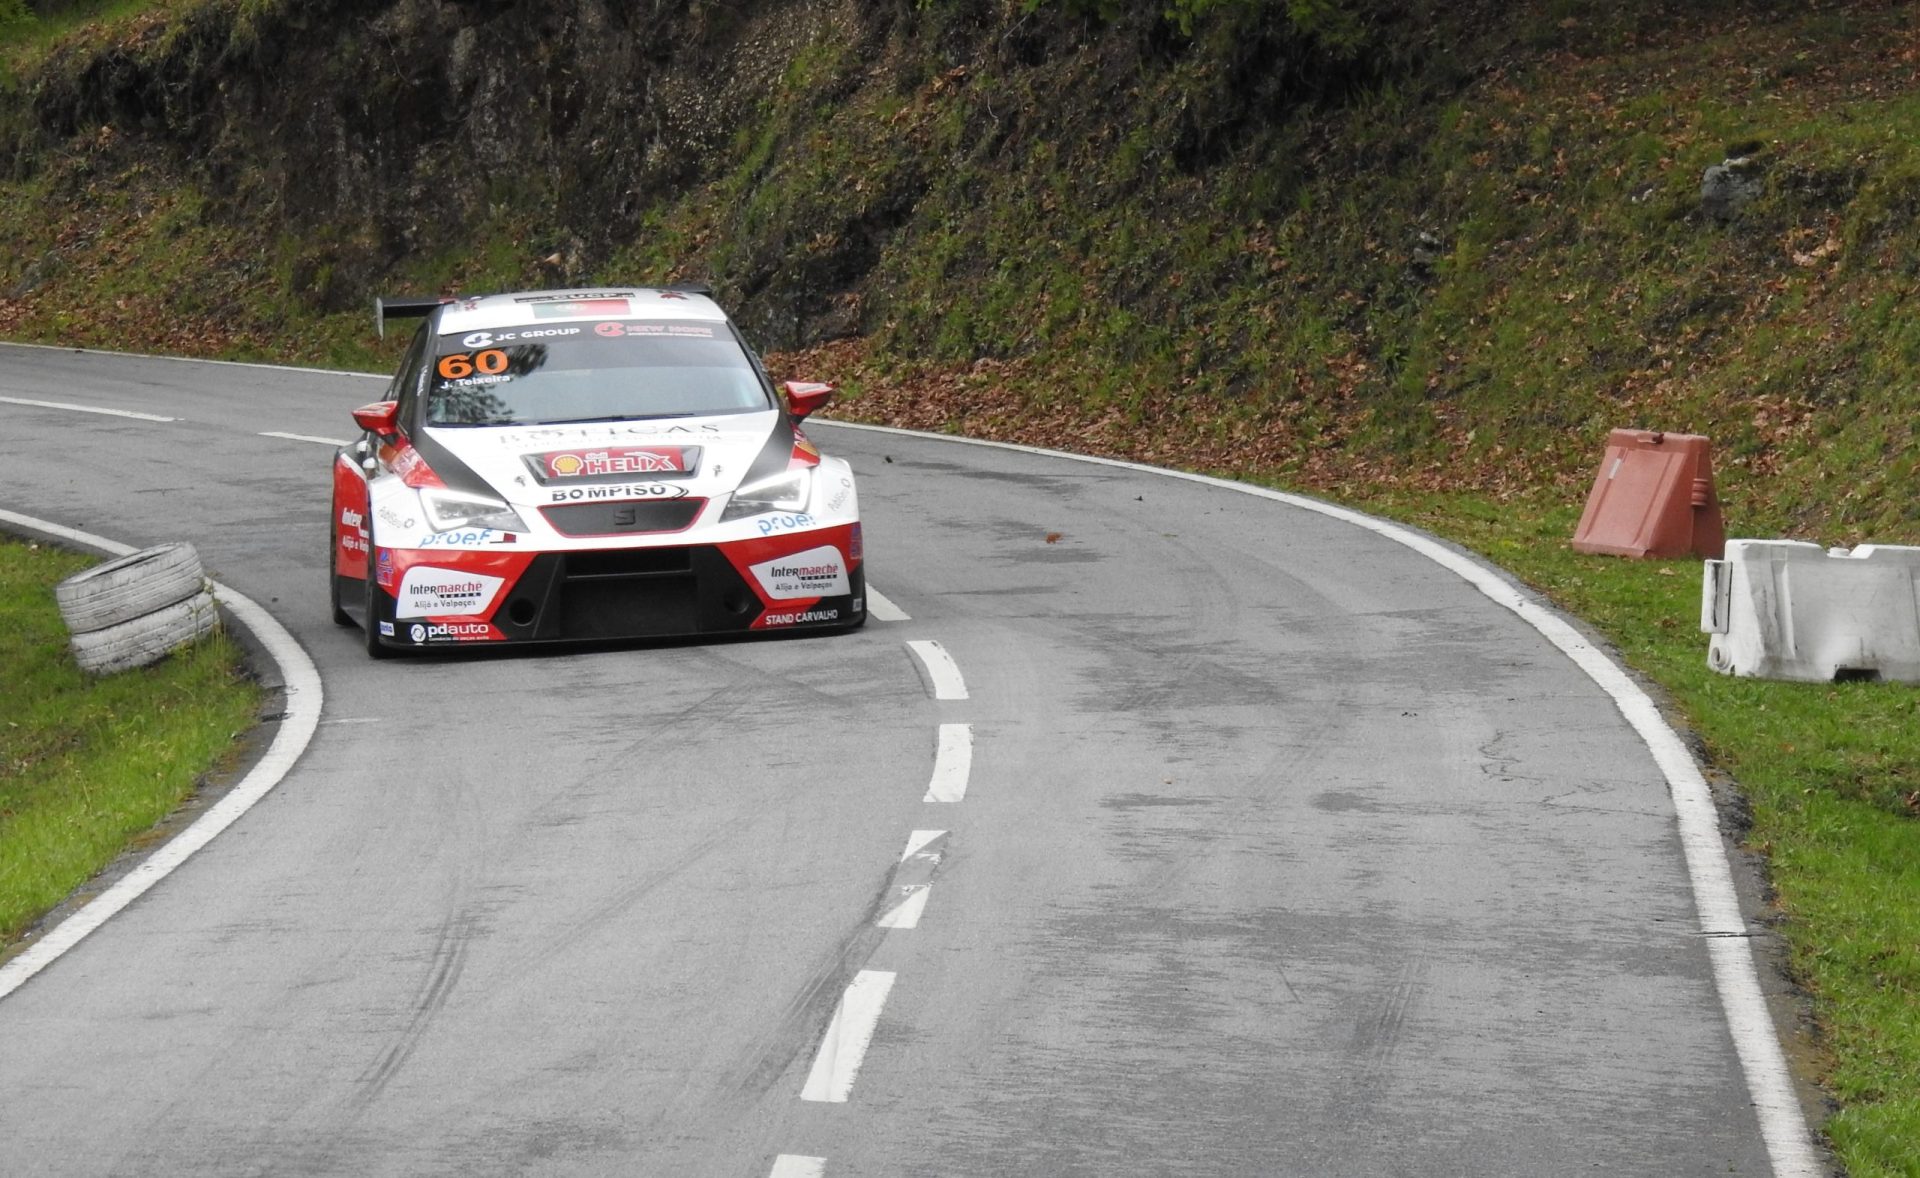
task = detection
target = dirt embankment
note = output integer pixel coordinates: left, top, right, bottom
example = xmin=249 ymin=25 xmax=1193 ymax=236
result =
xmin=5 ymin=0 xmax=1915 ymax=536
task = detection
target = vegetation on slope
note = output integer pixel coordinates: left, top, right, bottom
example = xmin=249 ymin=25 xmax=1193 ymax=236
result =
xmin=2 ymin=0 xmax=1917 ymax=1170
xmin=0 ymin=538 xmax=261 ymax=946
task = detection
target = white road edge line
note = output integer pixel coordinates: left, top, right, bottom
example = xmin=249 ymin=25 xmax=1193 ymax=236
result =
xmin=813 ymin=418 xmax=1823 ymax=1178
xmin=0 ymin=394 xmax=176 ymax=422
xmin=259 ymin=431 xmax=350 ymax=446
xmin=0 ymin=508 xmax=324 ymax=1005
xmin=924 ymin=724 xmax=973 ymax=804
xmin=800 ymin=970 xmax=896 ymax=1103
xmin=906 ymin=639 xmax=967 ymax=700
xmin=769 ymin=1156 xmax=826 ymax=1178
xmin=866 ymin=586 xmax=910 ymax=622
xmin=0 ymin=339 xmax=386 ymax=380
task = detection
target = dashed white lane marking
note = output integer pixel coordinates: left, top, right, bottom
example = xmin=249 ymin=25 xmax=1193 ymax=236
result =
xmin=924 ymin=724 xmax=973 ymax=804
xmin=0 ymin=509 xmax=324 ymax=1005
xmin=259 ymin=431 xmax=350 ymax=446
xmin=815 ymin=418 xmax=1823 ymax=1178
xmin=900 ymin=829 xmax=946 ymax=862
xmin=906 ymin=639 xmax=967 ymax=700
xmin=769 ymin=1157 xmax=826 ymax=1178
xmin=876 ymin=886 xmax=931 ymax=930
xmin=800 ymin=970 xmax=896 ymax=1103
xmin=0 ymin=394 xmax=176 ymax=422
xmin=877 ymin=830 xmax=949 ymax=930
xmin=866 ymin=586 xmax=910 ymax=622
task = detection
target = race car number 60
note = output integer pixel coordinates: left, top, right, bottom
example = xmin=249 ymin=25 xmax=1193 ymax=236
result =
xmin=437 ymin=349 xmax=509 ymax=380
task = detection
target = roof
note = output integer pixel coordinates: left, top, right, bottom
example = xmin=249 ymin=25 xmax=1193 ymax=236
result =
xmin=435 ymin=287 xmax=728 ymax=335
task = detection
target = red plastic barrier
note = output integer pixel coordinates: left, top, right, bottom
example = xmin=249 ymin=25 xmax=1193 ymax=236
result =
xmin=1571 ymin=429 xmax=1725 ymax=559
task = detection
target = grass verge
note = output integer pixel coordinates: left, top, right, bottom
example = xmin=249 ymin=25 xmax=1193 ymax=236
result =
xmin=0 ymin=536 xmax=261 ymax=945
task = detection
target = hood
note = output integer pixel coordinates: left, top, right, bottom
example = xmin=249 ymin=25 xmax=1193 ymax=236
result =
xmin=422 ymin=410 xmax=786 ymax=508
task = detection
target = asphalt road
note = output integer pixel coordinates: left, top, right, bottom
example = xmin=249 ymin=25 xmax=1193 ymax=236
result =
xmin=0 ymin=344 xmax=1794 ymax=1175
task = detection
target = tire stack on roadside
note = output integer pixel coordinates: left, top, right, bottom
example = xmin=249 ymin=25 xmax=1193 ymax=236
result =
xmin=54 ymin=544 xmax=220 ymax=675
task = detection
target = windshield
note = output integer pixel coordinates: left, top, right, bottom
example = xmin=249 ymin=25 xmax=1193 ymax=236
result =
xmin=426 ymin=322 xmax=771 ymax=426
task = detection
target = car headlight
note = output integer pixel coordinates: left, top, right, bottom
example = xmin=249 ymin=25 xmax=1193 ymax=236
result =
xmin=419 ymin=487 xmax=528 ymax=533
xmin=719 ymin=468 xmax=812 ymax=522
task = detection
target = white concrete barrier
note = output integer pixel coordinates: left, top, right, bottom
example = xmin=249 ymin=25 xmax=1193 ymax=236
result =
xmin=1702 ymin=539 xmax=1920 ymax=682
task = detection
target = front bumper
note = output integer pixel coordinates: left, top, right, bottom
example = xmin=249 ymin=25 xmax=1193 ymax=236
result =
xmin=363 ymin=523 xmax=864 ymax=649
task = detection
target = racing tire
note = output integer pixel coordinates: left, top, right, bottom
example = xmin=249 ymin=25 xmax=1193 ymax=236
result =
xmin=328 ymin=531 xmax=353 ymax=626
xmin=843 ymin=568 xmax=869 ymax=630
xmin=363 ymin=570 xmax=394 ymax=660
xmin=55 ymin=543 xmax=205 ymax=635
xmin=69 ymin=589 xmax=219 ymax=675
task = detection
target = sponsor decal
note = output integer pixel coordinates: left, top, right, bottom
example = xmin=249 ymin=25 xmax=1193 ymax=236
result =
xmin=591 ymin=321 xmax=716 ymax=338
xmin=378 ymin=506 xmax=416 ymax=530
xmin=341 ymin=535 xmax=369 ymax=555
xmin=458 ymin=328 xmax=580 ymax=348
xmin=494 ymin=423 xmax=724 ymax=445
xmin=340 ymin=506 xmax=365 ymax=529
xmin=534 ymin=446 xmax=694 ymax=481
xmin=395 ymin=566 xmax=506 ymax=619
xmin=418 ymin=529 xmax=504 ymax=548
xmin=418 ymin=621 xmax=496 ymax=642
xmin=376 ymin=549 xmax=396 ymax=589
xmin=762 ymin=608 xmax=841 ymax=626
xmin=514 ymin=291 xmax=637 ymax=303
xmin=851 ymin=596 xmax=864 ymax=613
xmin=379 ymin=621 xmax=395 ymax=637
xmin=826 ymin=477 xmax=852 ymax=512
xmin=409 ymin=623 xmax=427 ymax=643
xmin=756 ymin=513 xmax=815 ymax=536
xmin=547 ymin=483 xmax=688 ymax=503
xmin=748 ymin=545 xmax=849 ymax=601
xmin=850 ymin=522 xmax=863 ymax=562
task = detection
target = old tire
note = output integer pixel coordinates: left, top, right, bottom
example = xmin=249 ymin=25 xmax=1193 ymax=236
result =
xmin=55 ymin=543 xmax=206 ymax=635
xmin=70 ymin=589 xmax=220 ymax=675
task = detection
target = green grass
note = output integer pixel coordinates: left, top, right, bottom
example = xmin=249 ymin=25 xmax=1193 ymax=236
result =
xmin=0 ymin=538 xmax=261 ymax=944
xmin=1352 ymin=488 xmax=1920 ymax=1173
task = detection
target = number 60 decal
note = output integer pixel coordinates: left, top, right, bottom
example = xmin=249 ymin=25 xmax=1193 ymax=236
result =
xmin=437 ymin=349 xmax=509 ymax=380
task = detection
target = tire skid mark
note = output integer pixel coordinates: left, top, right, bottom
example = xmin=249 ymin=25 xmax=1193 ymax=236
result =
xmin=1330 ymin=953 xmax=1428 ymax=1122
xmin=356 ymin=908 xmax=480 ymax=1102
xmin=726 ymin=846 xmax=920 ymax=1102
xmin=876 ymin=830 xmax=949 ymax=929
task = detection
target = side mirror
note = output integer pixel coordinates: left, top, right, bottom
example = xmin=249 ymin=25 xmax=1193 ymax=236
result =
xmin=782 ymin=381 xmax=836 ymax=421
xmin=351 ymin=400 xmax=400 ymax=436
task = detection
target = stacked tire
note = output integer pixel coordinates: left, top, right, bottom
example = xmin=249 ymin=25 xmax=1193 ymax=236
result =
xmin=55 ymin=544 xmax=219 ymax=675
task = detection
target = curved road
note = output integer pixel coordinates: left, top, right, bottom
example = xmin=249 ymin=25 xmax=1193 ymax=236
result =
xmin=0 ymin=344 xmax=1809 ymax=1175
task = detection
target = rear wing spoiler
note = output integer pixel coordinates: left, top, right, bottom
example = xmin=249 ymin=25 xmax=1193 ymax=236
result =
xmin=374 ymin=296 xmax=453 ymax=339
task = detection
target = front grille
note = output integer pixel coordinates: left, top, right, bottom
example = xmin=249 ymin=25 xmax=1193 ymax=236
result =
xmin=540 ymin=498 xmax=706 ymax=537
xmin=565 ymin=547 xmax=694 ymax=578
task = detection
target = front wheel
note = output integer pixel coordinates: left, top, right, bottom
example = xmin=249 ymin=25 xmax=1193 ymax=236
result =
xmin=363 ymin=568 xmax=394 ymax=659
xmin=328 ymin=529 xmax=353 ymax=626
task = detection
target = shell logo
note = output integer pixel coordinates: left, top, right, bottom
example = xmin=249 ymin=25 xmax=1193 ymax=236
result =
xmin=551 ymin=454 xmax=585 ymax=477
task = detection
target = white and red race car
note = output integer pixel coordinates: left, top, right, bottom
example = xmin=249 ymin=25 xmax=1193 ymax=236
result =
xmin=329 ymin=286 xmax=863 ymax=657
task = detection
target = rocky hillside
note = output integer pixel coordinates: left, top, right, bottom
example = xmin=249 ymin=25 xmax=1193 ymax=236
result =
xmin=2 ymin=0 xmax=1916 ymax=536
